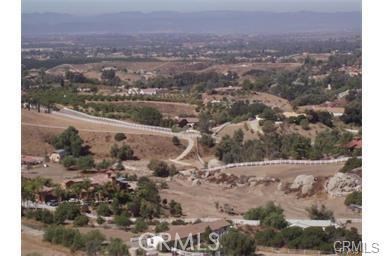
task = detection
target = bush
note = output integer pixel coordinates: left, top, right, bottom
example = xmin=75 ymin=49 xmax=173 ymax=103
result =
xmin=148 ymin=159 xmax=177 ymax=177
xmin=244 ymin=202 xmax=287 ymax=229
xmin=345 ymin=191 xmax=362 ymax=206
xmin=110 ymin=144 xmax=135 ymax=161
xmin=220 ymin=229 xmax=256 ymax=256
xmin=77 ymin=155 xmax=95 ymax=170
xmin=306 ymin=205 xmax=334 ymax=221
xmin=73 ymin=215 xmax=89 ymax=227
xmin=106 ymin=238 xmax=129 ymax=256
xmin=114 ymin=133 xmax=127 ymax=142
xmin=96 ymin=159 xmax=111 ymax=170
xmin=155 ymin=222 xmax=169 ymax=233
xmin=200 ymin=134 xmax=215 ymax=147
xmin=171 ymin=219 xmax=186 ymax=225
xmin=169 ymin=200 xmax=183 ymax=217
xmin=133 ymin=219 xmax=148 ymax=233
xmin=62 ymin=156 xmax=77 ymax=169
xmin=54 ymin=202 xmax=81 ymax=224
xmin=340 ymin=157 xmax=362 ymax=173
xmin=96 ymin=203 xmax=112 ymax=217
xmin=114 ymin=214 xmax=132 ymax=229
xmin=96 ymin=216 xmax=105 ymax=225
xmin=172 ymin=136 xmax=181 ymax=146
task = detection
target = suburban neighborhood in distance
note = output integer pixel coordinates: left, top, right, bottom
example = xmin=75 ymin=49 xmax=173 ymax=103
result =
xmin=21 ymin=1 xmax=362 ymax=255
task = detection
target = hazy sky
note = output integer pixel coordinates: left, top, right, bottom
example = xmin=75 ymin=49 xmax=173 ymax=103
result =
xmin=22 ymin=0 xmax=361 ymax=14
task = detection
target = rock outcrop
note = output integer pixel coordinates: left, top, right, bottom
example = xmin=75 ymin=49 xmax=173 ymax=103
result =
xmin=325 ymin=172 xmax=362 ymax=197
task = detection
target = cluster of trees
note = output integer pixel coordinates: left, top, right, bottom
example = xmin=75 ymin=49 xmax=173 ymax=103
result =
xmin=110 ymin=144 xmax=135 ymax=161
xmin=288 ymin=110 xmax=334 ymax=128
xmin=84 ymin=102 xmax=174 ymax=127
xmin=143 ymin=71 xmax=238 ymax=91
xmin=341 ymin=100 xmax=362 ymax=126
xmin=52 ymin=126 xmax=84 ymax=157
xmin=63 ymin=155 xmax=95 ymax=170
xmin=215 ymin=129 xmax=316 ymax=164
xmin=25 ymin=202 xmax=87 ymax=226
xmin=241 ymin=202 xmax=360 ymax=253
xmin=219 ymin=229 xmax=256 ymax=256
xmin=51 ymin=126 xmax=96 ymax=170
xmin=255 ymin=225 xmax=361 ymax=253
xmin=201 ymin=100 xmax=281 ymax=128
xmin=244 ymin=202 xmax=288 ymax=229
xmin=101 ymin=69 xmax=121 ymax=86
xmin=44 ymin=226 xmax=128 ymax=255
xmin=147 ymin=160 xmax=178 ymax=177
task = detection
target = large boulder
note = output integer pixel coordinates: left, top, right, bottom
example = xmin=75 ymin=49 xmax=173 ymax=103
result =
xmin=290 ymin=175 xmax=315 ymax=195
xmin=326 ymin=172 xmax=362 ymax=197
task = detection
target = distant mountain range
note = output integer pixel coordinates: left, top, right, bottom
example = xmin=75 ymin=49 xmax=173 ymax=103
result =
xmin=22 ymin=11 xmax=361 ymax=35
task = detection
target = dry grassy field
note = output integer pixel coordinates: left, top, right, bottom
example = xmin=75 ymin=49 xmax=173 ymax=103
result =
xmin=21 ymin=110 xmax=185 ymax=160
xmin=203 ymin=91 xmax=294 ymax=112
xmin=161 ymin=162 xmax=361 ymax=220
xmin=201 ymin=62 xmax=302 ymax=76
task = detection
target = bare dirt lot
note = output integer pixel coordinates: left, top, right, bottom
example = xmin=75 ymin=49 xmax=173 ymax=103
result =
xmin=22 ymin=110 xmax=185 ymax=160
xmin=161 ymin=163 xmax=360 ymax=219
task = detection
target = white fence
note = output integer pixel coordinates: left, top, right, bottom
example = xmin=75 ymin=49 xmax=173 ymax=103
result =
xmin=203 ymin=157 xmax=356 ymax=172
xmin=60 ymin=107 xmax=172 ymax=131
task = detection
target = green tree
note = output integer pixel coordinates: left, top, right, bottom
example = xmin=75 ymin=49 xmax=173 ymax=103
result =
xmin=77 ymin=155 xmax=95 ymax=170
xmin=52 ymin=126 xmax=83 ymax=157
xmin=220 ymin=229 xmax=256 ymax=256
xmin=114 ymin=214 xmax=132 ymax=230
xmin=344 ymin=191 xmax=362 ymax=206
xmin=106 ymin=238 xmax=129 ymax=256
xmin=96 ymin=203 xmax=112 ymax=217
xmin=133 ymin=219 xmax=148 ymax=233
xmin=73 ymin=215 xmax=89 ymax=227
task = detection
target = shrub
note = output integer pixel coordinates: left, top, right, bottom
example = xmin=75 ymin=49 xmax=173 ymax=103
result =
xmin=220 ymin=229 xmax=256 ymax=256
xmin=306 ymin=204 xmax=335 ymax=221
xmin=345 ymin=191 xmax=362 ymax=206
xmin=172 ymin=136 xmax=181 ymax=146
xmin=96 ymin=203 xmax=112 ymax=217
xmin=200 ymin=134 xmax=215 ymax=147
xmin=96 ymin=216 xmax=105 ymax=225
xmin=77 ymin=155 xmax=95 ymax=170
xmin=73 ymin=215 xmax=89 ymax=227
xmin=340 ymin=157 xmax=362 ymax=173
xmin=148 ymin=159 xmax=177 ymax=177
xmin=62 ymin=156 xmax=77 ymax=169
xmin=114 ymin=214 xmax=132 ymax=229
xmin=114 ymin=133 xmax=127 ymax=142
xmin=133 ymin=219 xmax=148 ymax=233
xmin=155 ymin=222 xmax=169 ymax=233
